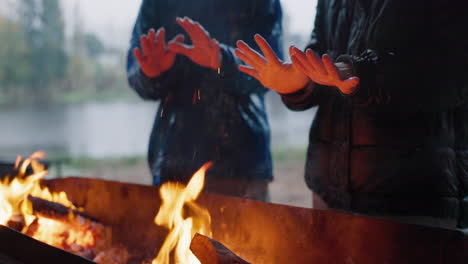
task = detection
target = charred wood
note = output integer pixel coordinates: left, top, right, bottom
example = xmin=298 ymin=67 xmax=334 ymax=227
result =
xmin=190 ymin=233 xmax=250 ymax=264
xmin=27 ymin=195 xmax=97 ymax=223
xmin=25 ymin=195 xmax=112 ymax=259
xmin=6 ymin=214 xmax=25 ymax=232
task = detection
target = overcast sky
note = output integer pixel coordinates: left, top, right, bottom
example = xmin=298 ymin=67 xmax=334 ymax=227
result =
xmin=62 ymin=0 xmax=317 ymax=49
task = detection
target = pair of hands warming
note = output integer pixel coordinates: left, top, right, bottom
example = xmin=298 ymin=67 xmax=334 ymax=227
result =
xmin=134 ymin=17 xmax=221 ymax=78
xmin=235 ymin=34 xmax=360 ymax=95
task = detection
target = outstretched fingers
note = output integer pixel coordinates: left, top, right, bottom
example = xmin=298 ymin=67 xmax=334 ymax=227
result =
xmin=254 ymin=34 xmax=280 ymax=65
xmin=133 ymin=48 xmax=145 ymax=63
xmin=235 ymin=48 xmax=262 ymax=70
xmin=168 ymin=41 xmax=192 ymax=57
xmin=176 ymin=17 xmax=208 ymax=43
xmin=290 ymin=46 xmax=315 ymax=74
xmin=191 ymin=21 xmax=211 ymax=42
xmin=305 ymin=49 xmax=326 ymax=76
xmin=176 ymin=17 xmax=194 ymax=38
xmin=167 ymin=34 xmax=187 ymax=55
xmin=322 ymin=54 xmax=340 ymax=80
xmin=140 ymin=34 xmax=151 ymax=55
xmin=170 ymin=34 xmax=185 ymax=44
xmin=238 ymin=65 xmax=261 ymax=80
xmin=155 ymin=28 xmax=166 ymax=45
xmin=148 ymin=28 xmax=156 ymax=43
xmin=153 ymin=28 xmax=168 ymax=54
xmin=176 ymin=17 xmax=192 ymax=31
xmin=290 ymin=54 xmax=309 ymax=76
xmin=236 ymin=40 xmax=267 ymax=68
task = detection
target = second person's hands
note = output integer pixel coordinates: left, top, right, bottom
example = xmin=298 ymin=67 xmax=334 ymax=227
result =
xmin=235 ymin=34 xmax=310 ymax=94
xmin=290 ymin=47 xmax=360 ymax=95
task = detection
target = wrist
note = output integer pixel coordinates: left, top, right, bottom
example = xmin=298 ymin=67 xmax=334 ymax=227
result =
xmin=141 ymin=69 xmax=161 ymax=78
xmin=141 ymin=65 xmax=166 ymax=78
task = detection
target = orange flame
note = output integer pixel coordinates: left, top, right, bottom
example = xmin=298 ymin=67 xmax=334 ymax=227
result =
xmin=0 ymin=151 xmax=48 ymax=226
xmin=32 ymin=217 xmax=96 ymax=248
xmin=152 ymin=162 xmax=213 ymax=264
xmin=0 ymin=151 xmax=94 ymax=253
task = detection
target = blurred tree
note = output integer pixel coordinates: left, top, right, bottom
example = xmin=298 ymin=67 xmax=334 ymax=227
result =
xmin=63 ymin=5 xmax=132 ymax=103
xmin=18 ymin=0 xmax=67 ymax=103
xmin=84 ymin=33 xmax=105 ymax=58
xmin=0 ymin=16 xmax=32 ymax=103
xmin=0 ymin=0 xmax=134 ymax=105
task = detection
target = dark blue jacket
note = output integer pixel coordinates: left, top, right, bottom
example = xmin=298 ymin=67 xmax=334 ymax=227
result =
xmin=127 ymin=0 xmax=283 ymax=185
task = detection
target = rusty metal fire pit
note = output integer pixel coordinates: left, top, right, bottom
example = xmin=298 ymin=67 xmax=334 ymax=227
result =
xmin=26 ymin=177 xmax=466 ymax=264
xmin=0 ymin=225 xmax=95 ymax=264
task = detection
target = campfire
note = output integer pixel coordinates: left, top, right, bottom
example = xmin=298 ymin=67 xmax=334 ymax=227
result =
xmin=1 ymin=152 xmax=466 ymax=264
xmin=0 ymin=152 xmax=113 ymax=261
xmin=0 ymin=152 xmax=247 ymax=264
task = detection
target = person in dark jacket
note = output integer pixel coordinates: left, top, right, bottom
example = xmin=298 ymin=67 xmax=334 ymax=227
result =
xmin=235 ymin=0 xmax=468 ymax=228
xmin=127 ymin=0 xmax=283 ymax=201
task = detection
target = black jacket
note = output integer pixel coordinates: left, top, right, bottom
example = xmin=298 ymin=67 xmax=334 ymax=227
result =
xmin=282 ymin=0 xmax=468 ymax=227
xmin=127 ymin=0 xmax=283 ymax=184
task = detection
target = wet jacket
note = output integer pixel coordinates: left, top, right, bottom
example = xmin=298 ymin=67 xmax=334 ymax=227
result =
xmin=282 ymin=0 xmax=468 ymax=227
xmin=127 ymin=0 xmax=282 ymax=185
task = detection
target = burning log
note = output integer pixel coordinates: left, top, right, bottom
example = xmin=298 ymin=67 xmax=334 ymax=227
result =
xmin=6 ymin=214 xmax=25 ymax=232
xmin=190 ymin=234 xmax=250 ymax=264
xmin=24 ymin=216 xmax=112 ymax=260
xmin=1 ymin=153 xmax=121 ymax=262
xmin=27 ymin=195 xmax=96 ymax=223
xmin=25 ymin=195 xmax=113 ymax=259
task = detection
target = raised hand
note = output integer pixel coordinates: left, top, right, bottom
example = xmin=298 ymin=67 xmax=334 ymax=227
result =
xmin=168 ymin=17 xmax=221 ymax=70
xmin=290 ymin=47 xmax=360 ymax=95
xmin=133 ymin=28 xmax=185 ymax=78
xmin=235 ymin=34 xmax=310 ymax=94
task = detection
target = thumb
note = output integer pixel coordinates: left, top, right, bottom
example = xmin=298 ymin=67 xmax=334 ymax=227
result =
xmin=133 ymin=48 xmax=145 ymax=63
xmin=168 ymin=41 xmax=192 ymax=58
xmin=170 ymin=34 xmax=186 ymax=44
xmin=339 ymin=77 xmax=360 ymax=95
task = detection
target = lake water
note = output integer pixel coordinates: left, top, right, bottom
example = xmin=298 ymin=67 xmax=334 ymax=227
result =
xmin=0 ymin=93 xmax=316 ymax=159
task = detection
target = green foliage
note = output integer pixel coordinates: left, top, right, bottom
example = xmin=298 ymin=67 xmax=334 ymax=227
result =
xmin=84 ymin=33 xmax=105 ymax=58
xmin=0 ymin=0 xmax=133 ymax=105
xmin=0 ymin=18 xmax=32 ymax=88
xmin=18 ymin=0 xmax=67 ymax=100
xmin=66 ymin=155 xmax=146 ymax=169
xmin=272 ymin=148 xmax=306 ymax=164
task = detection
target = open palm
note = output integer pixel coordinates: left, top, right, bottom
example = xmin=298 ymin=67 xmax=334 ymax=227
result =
xmin=168 ymin=17 xmax=221 ymax=70
xmin=290 ymin=47 xmax=359 ymax=95
xmin=234 ymin=34 xmax=310 ymax=94
xmin=134 ymin=28 xmax=184 ymax=78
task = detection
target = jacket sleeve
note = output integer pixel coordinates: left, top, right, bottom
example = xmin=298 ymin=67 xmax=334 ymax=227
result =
xmin=280 ymin=0 xmax=339 ymax=111
xmin=214 ymin=0 xmax=283 ymax=96
xmin=338 ymin=1 xmax=468 ymax=112
xmin=126 ymin=0 xmax=174 ymax=101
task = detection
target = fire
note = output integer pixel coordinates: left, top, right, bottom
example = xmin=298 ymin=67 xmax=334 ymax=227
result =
xmin=30 ymin=217 xmax=95 ymax=248
xmin=0 ymin=151 xmax=98 ymax=256
xmin=152 ymin=163 xmax=213 ymax=264
xmin=0 ymin=151 xmax=48 ymax=226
